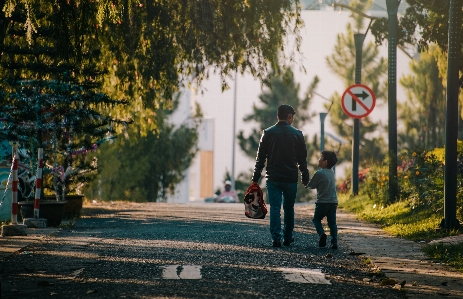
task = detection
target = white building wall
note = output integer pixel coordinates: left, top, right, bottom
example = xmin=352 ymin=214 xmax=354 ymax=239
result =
xmin=166 ymin=89 xmax=215 ymax=203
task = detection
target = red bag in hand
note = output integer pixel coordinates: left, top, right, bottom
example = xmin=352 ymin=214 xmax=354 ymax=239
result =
xmin=244 ymin=183 xmax=267 ymax=219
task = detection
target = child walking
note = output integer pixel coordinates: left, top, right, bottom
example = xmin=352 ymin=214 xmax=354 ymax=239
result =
xmin=305 ymin=150 xmax=339 ymax=249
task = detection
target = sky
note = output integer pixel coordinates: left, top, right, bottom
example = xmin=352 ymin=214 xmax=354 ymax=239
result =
xmin=192 ymin=8 xmax=414 ymax=195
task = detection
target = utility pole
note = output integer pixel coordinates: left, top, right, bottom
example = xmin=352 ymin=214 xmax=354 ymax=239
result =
xmin=386 ymin=0 xmax=400 ymax=203
xmin=443 ymin=0 xmax=462 ymax=230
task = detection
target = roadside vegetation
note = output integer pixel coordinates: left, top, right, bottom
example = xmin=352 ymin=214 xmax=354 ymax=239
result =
xmin=338 ymin=144 xmax=463 ymax=272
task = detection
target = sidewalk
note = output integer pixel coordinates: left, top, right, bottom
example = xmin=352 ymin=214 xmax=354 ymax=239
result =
xmin=0 ymin=227 xmax=59 ymax=261
xmin=336 ymin=209 xmax=463 ymax=298
xmin=2 ymin=203 xmax=463 ymax=298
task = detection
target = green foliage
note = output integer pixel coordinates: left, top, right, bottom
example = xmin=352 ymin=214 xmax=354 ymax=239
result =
xmin=84 ymin=102 xmax=200 ymax=202
xmin=0 ymin=0 xmax=304 ymax=202
xmin=423 ymin=243 xmax=463 ymax=272
xmin=355 ymin=148 xmax=450 ymax=212
xmin=398 ymin=45 xmax=448 ymax=149
xmin=339 ymin=193 xmax=445 ymax=242
xmin=94 ymin=0 xmax=304 ymax=128
xmin=340 ymin=143 xmax=463 ymax=241
xmin=370 ymin=0 xmax=450 ymax=52
xmin=370 ymin=0 xmax=463 ymax=90
xmin=237 ymin=67 xmax=318 ymax=159
xmin=0 ymin=1 xmax=129 ymax=199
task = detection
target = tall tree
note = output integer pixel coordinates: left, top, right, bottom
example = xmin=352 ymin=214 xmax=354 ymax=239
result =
xmin=238 ymin=68 xmax=318 ymax=159
xmin=0 ymin=0 xmax=305 ymax=138
xmin=398 ymin=45 xmax=447 ymax=150
xmin=325 ymin=0 xmax=388 ymax=168
xmin=237 ymin=67 xmax=319 ymax=202
xmin=84 ymin=100 xmax=201 ymax=202
xmin=0 ymin=1 xmax=129 ymax=199
xmin=0 ymin=0 xmax=305 ymax=200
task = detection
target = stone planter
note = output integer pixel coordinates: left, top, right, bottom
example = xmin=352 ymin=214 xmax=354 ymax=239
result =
xmin=18 ymin=200 xmax=66 ymax=227
xmin=44 ymin=195 xmax=84 ymax=219
xmin=63 ymin=195 xmax=84 ymax=219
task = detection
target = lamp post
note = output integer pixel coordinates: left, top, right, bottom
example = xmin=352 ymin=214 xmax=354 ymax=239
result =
xmin=311 ymin=91 xmax=333 ymax=152
xmin=386 ymin=0 xmax=400 ymax=203
xmin=231 ymin=70 xmax=237 ymax=191
xmin=320 ymin=112 xmax=327 ymax=151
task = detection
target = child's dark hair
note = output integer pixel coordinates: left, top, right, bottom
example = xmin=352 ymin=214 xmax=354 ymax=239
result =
xmin=321 ymin=150 xmax=338 ymax=169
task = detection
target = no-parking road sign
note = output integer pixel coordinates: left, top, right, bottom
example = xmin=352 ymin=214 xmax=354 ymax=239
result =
xmin=341 ymin=84 xmax=376 ymax=119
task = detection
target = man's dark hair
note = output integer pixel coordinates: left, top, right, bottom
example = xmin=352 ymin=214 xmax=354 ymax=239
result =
xmin=322 ymin=150 xmax=338 ymax=169
xmin=277 ymin=104 xmax=296 ymax=120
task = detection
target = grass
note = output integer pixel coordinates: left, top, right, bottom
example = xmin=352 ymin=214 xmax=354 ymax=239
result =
xmin=339 ymin=192 xmax=463 ymax=272
xmin=423 ymin=243 xmax=463 ymax=272
xmin=59 ymin=218 xmax=77 ymax=229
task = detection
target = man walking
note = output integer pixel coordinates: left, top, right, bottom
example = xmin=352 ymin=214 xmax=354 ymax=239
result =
xmin=251 ymin=104 xmax=309 ymax=247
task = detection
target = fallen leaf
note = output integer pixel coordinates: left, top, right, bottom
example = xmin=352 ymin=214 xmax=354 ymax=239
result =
xmin=37 ymin=281 xmax=54 ymax=286
xmin=349 ymin=251 xmax=366 ymax=256
xmin=381 ymin=278 xmax=397 ymax=286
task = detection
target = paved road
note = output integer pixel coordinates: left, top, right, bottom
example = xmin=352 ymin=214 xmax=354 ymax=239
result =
xmin=1 ymin=201 xmax=407 ymax=299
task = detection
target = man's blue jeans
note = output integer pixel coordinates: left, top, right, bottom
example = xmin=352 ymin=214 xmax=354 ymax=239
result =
xmin=266 ymin=180 xmax=297 ymax=241
xmin=312 ymin=203 xmax=338 ymax=245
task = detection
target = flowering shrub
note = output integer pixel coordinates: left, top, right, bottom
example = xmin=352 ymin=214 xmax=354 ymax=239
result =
xmin=400 ymin=149 xmax=444 ymax=211
xmin=342 ymin=143 xmax=463 ymax=223
xmin=338 ymin=168 xmax=370 ymax=194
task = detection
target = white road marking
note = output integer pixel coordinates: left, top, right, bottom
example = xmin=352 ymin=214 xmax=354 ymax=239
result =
xmin=161 ymin=265 xmax=202 ymax=279
xmin=277 ymin=268 xmax=331 ymax=284
xmin=160 ymin=265 xmax=330 ymax=284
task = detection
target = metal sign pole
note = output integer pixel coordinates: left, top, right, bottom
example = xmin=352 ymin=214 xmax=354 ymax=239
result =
xmin=352 ymin=33 xmax=364 ymax=195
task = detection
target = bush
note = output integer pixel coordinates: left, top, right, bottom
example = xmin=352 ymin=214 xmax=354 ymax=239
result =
xmin=354 ymin=146 xmax=463 ymax=222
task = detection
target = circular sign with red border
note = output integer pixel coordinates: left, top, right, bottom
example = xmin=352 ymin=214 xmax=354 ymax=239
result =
xmin=341 ymin=84 xmax=376 ymax=119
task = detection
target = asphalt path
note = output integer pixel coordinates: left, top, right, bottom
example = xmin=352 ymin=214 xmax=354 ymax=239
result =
xmin=1 ymin=202 xmax=406 ymax=298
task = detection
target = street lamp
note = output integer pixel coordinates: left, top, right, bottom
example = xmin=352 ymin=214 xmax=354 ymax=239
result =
xmin=386 ymin=0 xmax=400 ymax=203
xmin=231 ymin=70 xmax=237 ymax=191
xmin=320 ymin=112 xmax=327 ymax=151
xmin=310 ymin=91 xmax=333 ymax=152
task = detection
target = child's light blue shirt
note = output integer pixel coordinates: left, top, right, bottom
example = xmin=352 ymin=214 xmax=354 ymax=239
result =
xmin=306 ymin=168 xmax=338 ymax=204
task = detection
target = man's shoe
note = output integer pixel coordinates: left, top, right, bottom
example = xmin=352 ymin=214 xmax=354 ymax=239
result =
xmin=272 ymin=240 xmax=282 ymax=247
xmin=331 ymin=244 xmax=338 ymax=250
xmin=283 ymin=237 xmax=294 ymax=246
xmin=319 ymin=234 xmax=327 ymax=247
